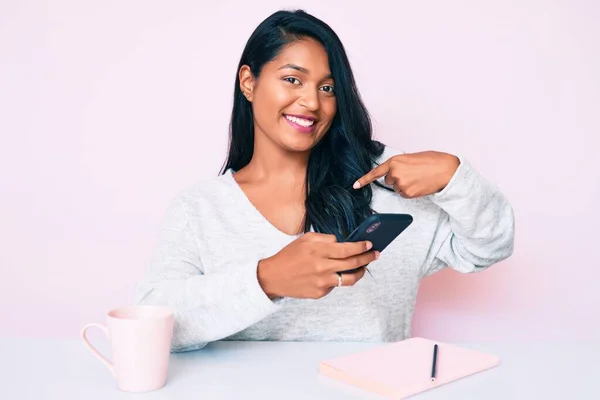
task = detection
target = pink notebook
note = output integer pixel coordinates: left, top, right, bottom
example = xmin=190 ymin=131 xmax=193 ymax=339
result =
xmin=319 ymin=337 xmax=500 ymax=399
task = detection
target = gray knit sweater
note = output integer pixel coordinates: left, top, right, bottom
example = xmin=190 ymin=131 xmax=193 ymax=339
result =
xmin=135 ymin=146 xmax=515 ymax=352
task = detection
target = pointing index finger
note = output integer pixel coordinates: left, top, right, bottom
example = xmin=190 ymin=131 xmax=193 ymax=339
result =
xmin=353 ymin=162 xmax=390 ymax=189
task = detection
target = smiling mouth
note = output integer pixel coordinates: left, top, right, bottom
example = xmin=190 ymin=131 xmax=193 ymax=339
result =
xmin=284 ymin=114 xmax=316 ymax=127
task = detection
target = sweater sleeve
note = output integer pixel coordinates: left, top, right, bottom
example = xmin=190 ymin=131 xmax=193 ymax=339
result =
xmin=134 ymin=195 xmax=281 ymax=352
xmin=421 ymin=156 xmax=516 ymax=277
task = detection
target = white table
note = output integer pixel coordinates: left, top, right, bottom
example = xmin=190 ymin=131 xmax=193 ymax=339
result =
xmin=2 ymin=338 xmax=599 ymax=399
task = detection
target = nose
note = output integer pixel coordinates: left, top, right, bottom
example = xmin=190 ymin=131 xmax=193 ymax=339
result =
xmin=298 ymin=87 xmax=319 ymax=111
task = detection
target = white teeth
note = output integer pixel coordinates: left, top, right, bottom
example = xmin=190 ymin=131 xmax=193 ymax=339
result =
xmin=285 ymin=115 xmax=314 ymax=127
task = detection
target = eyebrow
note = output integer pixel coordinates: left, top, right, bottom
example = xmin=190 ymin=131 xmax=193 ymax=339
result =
xmin=278 ymin=63 xmax=332 ymax=80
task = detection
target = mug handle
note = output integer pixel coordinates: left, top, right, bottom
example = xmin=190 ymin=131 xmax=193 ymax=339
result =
xmin=80 ymin=323 xmax=115 ymax=377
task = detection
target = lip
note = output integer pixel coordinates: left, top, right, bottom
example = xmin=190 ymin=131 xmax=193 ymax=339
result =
xmin=285 ymin=113 xmax=317 ymax=121
xmin=283 ymin=114 xmax=317 ymax=134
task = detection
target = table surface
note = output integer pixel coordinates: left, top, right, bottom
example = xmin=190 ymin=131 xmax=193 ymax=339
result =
xmin=2 ymin=337 xmax=599 ymax=399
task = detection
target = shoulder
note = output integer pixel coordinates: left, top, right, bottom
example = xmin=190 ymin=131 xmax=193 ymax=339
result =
xmin=373 ymin=143 xmax=406 ymax=165
xmin=162 ymin=170 xmax=237 ymax=217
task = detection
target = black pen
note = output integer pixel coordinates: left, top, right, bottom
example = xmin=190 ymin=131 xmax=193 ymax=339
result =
xmin=430 ymin=344 xmax=438 ymax=382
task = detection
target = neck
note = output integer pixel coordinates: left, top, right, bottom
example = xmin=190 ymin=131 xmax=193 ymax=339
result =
xmin=241 ymin=132 xmax=310 ymax=185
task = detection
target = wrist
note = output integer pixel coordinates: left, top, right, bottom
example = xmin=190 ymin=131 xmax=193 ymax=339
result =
xmin=257 ymin=257 xmax=280 ymax=299
xmin=439 ymin=153 xmax=460 ymax=191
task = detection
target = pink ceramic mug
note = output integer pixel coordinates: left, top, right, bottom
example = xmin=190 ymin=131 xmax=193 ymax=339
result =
xmin=80 ymin=305 xmax=175 ymax=392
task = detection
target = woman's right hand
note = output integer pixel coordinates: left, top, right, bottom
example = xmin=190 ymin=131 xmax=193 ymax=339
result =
xmin=257 ymin=232 xmax=379 ymax=299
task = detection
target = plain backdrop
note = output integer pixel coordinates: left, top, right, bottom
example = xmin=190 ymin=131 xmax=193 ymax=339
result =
xmin=1 ymin=0 xmax=598 ymax=342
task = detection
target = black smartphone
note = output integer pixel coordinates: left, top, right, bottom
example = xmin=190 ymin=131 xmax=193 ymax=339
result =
xmin=340 ymin=213 xmax=413 ymax=273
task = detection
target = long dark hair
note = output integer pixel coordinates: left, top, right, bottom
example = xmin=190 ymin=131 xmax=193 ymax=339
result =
xmin=221 ymin=9 xmax=390 ymax=240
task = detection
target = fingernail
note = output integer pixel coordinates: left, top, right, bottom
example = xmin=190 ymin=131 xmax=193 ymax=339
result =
xmin=353 ymin=181 xmax=360 ymax=189
xmin=375 ymin=251 xmax=380 ymax=259
xmin=366 ymin=241 xmax=372 ymax=250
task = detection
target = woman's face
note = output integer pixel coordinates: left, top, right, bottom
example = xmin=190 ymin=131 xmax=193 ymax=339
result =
xmin=240 ymin=38 xmax=337 ymax=153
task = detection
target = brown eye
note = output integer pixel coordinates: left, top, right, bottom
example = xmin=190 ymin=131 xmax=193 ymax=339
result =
xmin=284 ymin=77 xmax=300 ymax=85
xmin=320 ymin=85 xmax=335 ymax=94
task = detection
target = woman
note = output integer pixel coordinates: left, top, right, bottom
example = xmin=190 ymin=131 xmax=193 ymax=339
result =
xmin=135 ymin=9 xmax=515 ymax=352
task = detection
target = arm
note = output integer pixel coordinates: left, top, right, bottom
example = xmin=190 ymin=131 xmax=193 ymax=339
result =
xmin=422 ymin=157 xmax=516 ymax=277
xmin=134 ymin=196 xmax=280 ymax=352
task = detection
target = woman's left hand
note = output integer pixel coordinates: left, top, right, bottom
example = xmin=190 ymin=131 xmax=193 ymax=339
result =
xmin=353 ymin=151 xmax=460 ymax=198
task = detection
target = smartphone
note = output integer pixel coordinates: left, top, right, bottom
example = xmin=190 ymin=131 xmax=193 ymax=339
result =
xmin=340 ymin=213 xmax=413 ymax=273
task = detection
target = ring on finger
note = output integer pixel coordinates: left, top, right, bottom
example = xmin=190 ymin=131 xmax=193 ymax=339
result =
xmin=336 ymin=272 xmax=343 ymax=287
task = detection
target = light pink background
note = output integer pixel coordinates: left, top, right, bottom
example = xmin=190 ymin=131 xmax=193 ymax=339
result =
xmin=1 ymin=1 xmax=598 ymax=341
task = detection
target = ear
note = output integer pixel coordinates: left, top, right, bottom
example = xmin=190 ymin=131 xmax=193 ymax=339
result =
xmin=239 ymin=65 xmax=255 ymax=102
